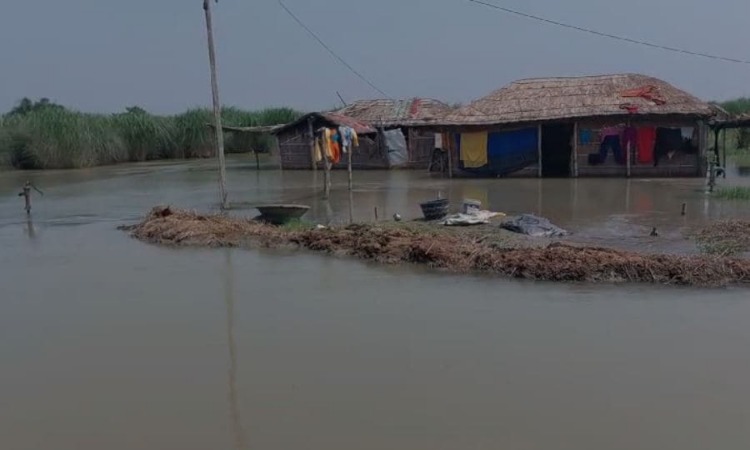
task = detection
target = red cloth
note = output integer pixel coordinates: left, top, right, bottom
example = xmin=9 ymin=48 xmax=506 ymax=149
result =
xmin=636 ymin=127 xmax=657 ymax=164
xmin=621 ymin=85 xmax=667 ymax=105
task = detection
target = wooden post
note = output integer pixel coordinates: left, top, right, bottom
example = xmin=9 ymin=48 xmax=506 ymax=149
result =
xmin=323 ymin=132 xmax=331 ymax=198
xmin=447 ymin=131 xmax=453 ymax=178
xmin=572 ymin=122 xmax=579 ymax=177
xmin=203 ymin=0 xmax=228 ymax=210
xmin=308 ymin=118 xmax=316 ymax=171
xmin=722 ymin=127 xmax=727 ymax=178
xmin=537 ymin=124 xmax=543 ymax=178
xmin=626 ymin=121 xmax=632 ymax=178
xmin=20 ymin=182 xmax=31 ymax=214
xmin=347 ymin=143 xmax=353 ymax=191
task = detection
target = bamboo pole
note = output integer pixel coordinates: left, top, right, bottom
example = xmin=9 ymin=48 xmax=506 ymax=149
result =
xmin=447 ymin=131 xmax=453 ymax=178
xmin=347 ymin=143 xmax=353 ymax=191
xmin=722 ymin=127 xmax=727 ymax=178
xmin=537 ymin=124 xmax=543 ymax=178
xmin=572 ymin=122 xmax=579 ymax=177
xmin=203 ymin=0 xmax=228 ymax=210
xmin=308 ymin=118 xmax=316 ymax=171
xmin=323 ymin=132 xmax=331 ymax=198
xmin=626 ymin=121 xmax=631 ymax=178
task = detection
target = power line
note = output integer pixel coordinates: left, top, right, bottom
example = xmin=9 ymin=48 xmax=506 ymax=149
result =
xmin=276 ymin=0 xmax=391 ymax=98
xmin=467 ymin=0 xmax=750 ymax=65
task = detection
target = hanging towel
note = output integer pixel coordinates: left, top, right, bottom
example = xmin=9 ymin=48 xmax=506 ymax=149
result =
xmin=321 ymin=129 xmax=332 ymax=161
xmin=434 ymin=133 xmax=443 ymax=149
xmin=339 ymin=127 xmax=350 ymax=153
xmin=314 ymin=138 xmax=323 ymax=162
xmin=460 ymin=132 xmax=488 ymax=168
xmin=681 ymin=127 xmax=694 ymax=140
xmin=622 ymin=127 xmax=638 ymax=151
xmin=636 ymin=127 xmax=656 ymax=164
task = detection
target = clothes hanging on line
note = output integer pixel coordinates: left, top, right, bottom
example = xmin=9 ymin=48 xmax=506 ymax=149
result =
xmin=314 ymin=138 xmax=323 ymax=162
xmin=338 ymin=126 xmax=359 ymax=154
xmin=636 ymin=127 xmax=657 ymax=164
xmin=598 ymin=135 xmax=625 ymax=164
xmin=681 ymin=127 xmax=694 ymax=140
xmin=622 ymin=127 xmax=638 ymax=152
xmin=460 ymin=132 xmax=488 ymax=168
xmin=579 ymin=129 xmax=593 ymax=145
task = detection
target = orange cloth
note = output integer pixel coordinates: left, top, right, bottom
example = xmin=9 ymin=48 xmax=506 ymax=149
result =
xmin=330 ymin=141 xmax=341 ymax=164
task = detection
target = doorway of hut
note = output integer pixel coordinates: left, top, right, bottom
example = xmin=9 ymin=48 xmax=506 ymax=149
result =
xmin=541 ymin=124 xmax=574 ymax=177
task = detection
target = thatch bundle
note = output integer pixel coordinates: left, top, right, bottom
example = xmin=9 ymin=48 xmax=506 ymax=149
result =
xmin=441 ymin=74 xmax=715 ymax=126
xmin=122 ymin=207 xmax=750 ymax=287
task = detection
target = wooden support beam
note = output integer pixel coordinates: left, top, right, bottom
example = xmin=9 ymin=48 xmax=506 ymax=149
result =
xmin=307 ymin=118 xmax=316 ymax=171
xmin=572 ymin=122 xmax=579 ymax=177
xmin=537 ymin=124 xmax=543 ymax=178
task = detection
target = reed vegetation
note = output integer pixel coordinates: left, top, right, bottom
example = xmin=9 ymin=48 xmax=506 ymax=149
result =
xmin=0 ymin=98 xmax=301 ymax=169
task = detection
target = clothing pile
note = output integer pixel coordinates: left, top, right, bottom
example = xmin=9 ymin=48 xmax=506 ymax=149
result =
xmin=315 ymin=126 xmax=359 ymax=164
xmin=443 ymin=210 xmax=505 ymax=227
xmin=501 ymin=214 xmax=568 ymax=238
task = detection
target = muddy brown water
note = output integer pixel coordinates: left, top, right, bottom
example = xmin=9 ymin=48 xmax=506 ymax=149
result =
xmin=2 ymin=156 xmax=750 ymax=450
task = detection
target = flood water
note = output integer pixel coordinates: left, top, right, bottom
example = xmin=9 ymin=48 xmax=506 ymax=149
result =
xmin=2 ymin=156 xmax=750 ymax=450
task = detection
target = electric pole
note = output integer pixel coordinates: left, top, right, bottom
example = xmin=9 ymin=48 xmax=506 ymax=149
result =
xmin=203 ymin=0 xmax=228 ymax=209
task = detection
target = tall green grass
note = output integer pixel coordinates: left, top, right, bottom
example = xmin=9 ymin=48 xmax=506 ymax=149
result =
xmin=0 ymin=100 xmax=302 ymax=170
xmin=713 ymin=186 xmax=750 ymax=200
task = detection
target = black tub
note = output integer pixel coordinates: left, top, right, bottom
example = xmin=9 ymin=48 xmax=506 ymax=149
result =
xmin=419 ymin=199 xmax=449 ymax=221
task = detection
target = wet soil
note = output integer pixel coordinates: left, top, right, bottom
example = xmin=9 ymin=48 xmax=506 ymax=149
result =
xmin=123 ymin=206 xmax=750 ymax=287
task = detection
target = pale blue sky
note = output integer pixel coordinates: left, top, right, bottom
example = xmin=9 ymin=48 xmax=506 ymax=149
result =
xmin=1 ymin=0 xmax=748 ymax=114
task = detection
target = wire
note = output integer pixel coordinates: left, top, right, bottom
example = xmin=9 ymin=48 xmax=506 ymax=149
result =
xmin=276 ymin=0 xmax=392 ymax=98
xmin=467 ymin=0 xmax=750 ymax=65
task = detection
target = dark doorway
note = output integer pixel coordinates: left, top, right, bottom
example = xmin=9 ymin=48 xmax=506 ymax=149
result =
xmin=541 ymin=124 xmax=574 ymax=177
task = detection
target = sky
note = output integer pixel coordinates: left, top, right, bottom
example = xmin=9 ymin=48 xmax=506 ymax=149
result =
xmin=1 ymin=0 xmax=749 ymax=114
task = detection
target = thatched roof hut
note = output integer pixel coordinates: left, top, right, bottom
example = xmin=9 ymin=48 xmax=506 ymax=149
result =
xmin=442 ymin=74 xmax=715 ymax=126
xmin=335 ymin=98 xmax=453 ymax=127
xmin=272 ymin=112 xmax=376 ymax=136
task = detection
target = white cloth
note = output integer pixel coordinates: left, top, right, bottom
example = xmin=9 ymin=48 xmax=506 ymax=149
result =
xmin=434 ymin=133 xmax=443 ymax=149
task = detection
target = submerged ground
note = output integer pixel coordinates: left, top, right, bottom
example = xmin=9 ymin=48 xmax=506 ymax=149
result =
xmin=3 ymin=156 xmax=750 ymax=450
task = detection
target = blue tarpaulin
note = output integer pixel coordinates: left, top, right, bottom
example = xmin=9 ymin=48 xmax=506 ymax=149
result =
xmin=487 ymin=128 xmax=538 ymax=176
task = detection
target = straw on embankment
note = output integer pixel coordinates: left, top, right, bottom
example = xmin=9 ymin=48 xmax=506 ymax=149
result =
xmin=694 ymin=220 xmax=750 ymax=256
xmin=122 ymin=207 xmax=750 ymax=287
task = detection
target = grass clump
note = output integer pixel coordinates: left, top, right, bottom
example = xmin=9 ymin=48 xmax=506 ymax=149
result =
xmin=713 ymin=186 xmax=750 ymax=200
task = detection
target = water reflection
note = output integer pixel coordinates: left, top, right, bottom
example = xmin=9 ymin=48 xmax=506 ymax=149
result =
xmin=25 ymin=216 xmax=36 ymax=240
xmin=224 ymin=250 xmax=247 ymax=450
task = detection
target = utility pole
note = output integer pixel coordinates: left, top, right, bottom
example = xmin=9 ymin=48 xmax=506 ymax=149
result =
xmin=203 ymin=0 xmax=228 ymax=209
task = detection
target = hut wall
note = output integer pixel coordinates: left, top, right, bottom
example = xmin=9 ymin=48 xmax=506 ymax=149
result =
xmin=277 ymin=126 xmax=312 ymax=170
xmin=575 ymin=117 xmax=703 ymax=177
xmin=406 ymin=128 xmax=436 ymax=169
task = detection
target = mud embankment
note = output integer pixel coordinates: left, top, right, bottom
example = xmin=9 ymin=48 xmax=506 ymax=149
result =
xmin=121 ymin=206 xmax=750 ymax=287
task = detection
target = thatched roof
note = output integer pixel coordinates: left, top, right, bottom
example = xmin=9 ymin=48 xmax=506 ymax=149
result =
xmin=711 ymin=113 xmax=750 ymax=130
xmin=441 ymin=74 xmax=715 ymax=126
xmin=272 ymin=112 xmax=376 ymax=135
xmin=334 ymin=98 xmax=453 ymax=127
